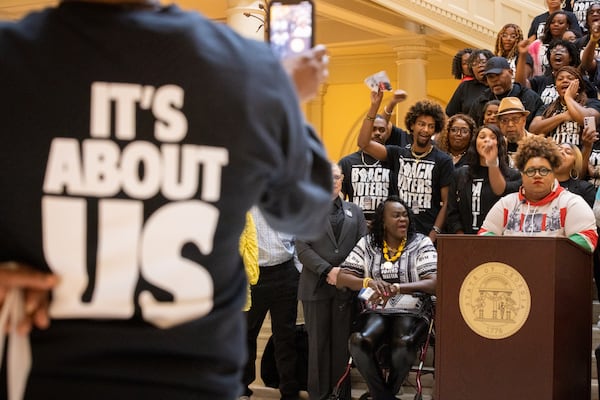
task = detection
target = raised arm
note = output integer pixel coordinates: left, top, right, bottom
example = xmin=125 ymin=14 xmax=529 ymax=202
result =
xmin=382 ymin=89 xmax=407 ymax=124
xmin=515 ymin=39 xmax=532 ymax=89
xmin=357 ymin=89 xmax=389 ymax=161
xmin=581 ymin=124 xmax=599 ymax=178
xmin=581 ymin=25 xmax=600 ymax=75
xmin=258 ymin=46 xmax=332 ymax=236
xmin=281 ymin=44 xmax=329 ymax=103
xmin=563 ymin=80 xmax=600 ymax=125
xmin=481 ymin=140 xmax=507 ymax=195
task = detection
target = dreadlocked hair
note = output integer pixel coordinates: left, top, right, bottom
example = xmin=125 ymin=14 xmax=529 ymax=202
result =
xmin=494 ymin=24 xmax=524 ymax=61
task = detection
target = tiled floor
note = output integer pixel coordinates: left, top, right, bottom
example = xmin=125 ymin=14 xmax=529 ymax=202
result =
xmin=247 ymin=385 xmax=434 ymax=400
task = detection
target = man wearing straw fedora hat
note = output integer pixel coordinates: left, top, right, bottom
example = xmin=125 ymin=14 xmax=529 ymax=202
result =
xmin=496 ymin=97 xmax=534 ymax=167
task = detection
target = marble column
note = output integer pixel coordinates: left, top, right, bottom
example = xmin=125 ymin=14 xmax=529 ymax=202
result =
xmin=392 ymin=39 xmax=432 ymax=127
xmin=305 ymin=83 xmax=328 ymax=140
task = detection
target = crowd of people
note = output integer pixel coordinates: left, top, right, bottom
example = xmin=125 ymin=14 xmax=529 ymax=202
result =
xmin=282 ymin=2 xmax=600 ymax=399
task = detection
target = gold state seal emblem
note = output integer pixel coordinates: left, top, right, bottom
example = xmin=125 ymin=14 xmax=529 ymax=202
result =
xmin=459 ymin=262 xmax=531 ymax=339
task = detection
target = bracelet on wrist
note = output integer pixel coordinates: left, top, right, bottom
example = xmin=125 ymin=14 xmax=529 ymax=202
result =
xmin=365 ymin=114 xmax=376 ymax=121
xmin=392 ymin=283 xmax=401 ymax=293
xmin=486 ymin=157 xmax=499 ymax=167
xmin=383 ymin=107 xmax=392 ymax=116
xmin=432 ymin=225 xmax=441 ymax=234
xmin=363 ymin=277 xmax=373 ymax=289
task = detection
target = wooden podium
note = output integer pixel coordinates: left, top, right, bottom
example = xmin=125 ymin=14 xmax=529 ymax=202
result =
xmin=435 ymin=235 xmax=593 ymax=400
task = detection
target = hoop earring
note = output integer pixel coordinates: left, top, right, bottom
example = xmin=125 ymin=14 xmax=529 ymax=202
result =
xmin=570 ymin=168 xmax=579 ymax=180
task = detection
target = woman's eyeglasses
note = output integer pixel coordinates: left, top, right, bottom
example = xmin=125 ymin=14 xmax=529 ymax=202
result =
xmin=449 ymin=127 xmax=470 ymax=135
xmin=470 ymin=59 xmax=488 ymax=66
xmin=372 ymin=126 xmax=386 ymax=133
xmin=549 ymin=48 xmax=568 ymax=56
xmin=501 ymin=33 xmax=518 ymax=40
xmin=523 ymin=167 xmax=552 ymax=177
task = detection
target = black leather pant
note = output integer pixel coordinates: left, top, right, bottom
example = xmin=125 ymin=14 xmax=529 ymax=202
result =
xmin=349 ymin=313 xmax=429 ymax=400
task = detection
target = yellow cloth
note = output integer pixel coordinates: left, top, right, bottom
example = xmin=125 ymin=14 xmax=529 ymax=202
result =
xmin=239 ymin=212 xmax=259 ymax=311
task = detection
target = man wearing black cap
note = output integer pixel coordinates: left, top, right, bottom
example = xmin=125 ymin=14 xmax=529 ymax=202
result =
xmin=469 ymin=56 xmax=543 ymax=129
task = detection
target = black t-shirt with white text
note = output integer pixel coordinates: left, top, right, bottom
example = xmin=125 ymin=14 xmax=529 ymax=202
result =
xmin=386 ymin=146 xmax=454 ymax=234
xmin=339 ymin=151 xmax=394 ymax=220
xmin=0 ymin=4 xmax=331 ymax=399
xmin=536 ymin=98 xmax=600 ymax=146
xmin=447 ymin=165 xmax=521 ymax=234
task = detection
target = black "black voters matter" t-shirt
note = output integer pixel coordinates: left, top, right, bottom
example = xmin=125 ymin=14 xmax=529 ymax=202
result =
xmin=339 ymin=151 xmax=393 ymax=220
xmin=386 ymin=146 xmax=454 ymax=234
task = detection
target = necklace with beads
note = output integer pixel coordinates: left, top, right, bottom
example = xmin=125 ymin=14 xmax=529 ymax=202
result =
xmin=382 ymin=237 xmax=407 ymax=269
xmin=411 ymin=145 xmax=433 ymax=163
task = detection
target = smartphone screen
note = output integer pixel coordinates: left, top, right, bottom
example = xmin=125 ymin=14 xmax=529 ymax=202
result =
xmin=584 ymin=116 xmax=597 ymax=132
xmin=268 ymin=0 xmax=314 ymax=59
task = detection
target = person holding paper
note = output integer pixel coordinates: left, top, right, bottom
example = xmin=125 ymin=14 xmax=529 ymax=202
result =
xmin=358 ymin=96 xmax=453 ymax=242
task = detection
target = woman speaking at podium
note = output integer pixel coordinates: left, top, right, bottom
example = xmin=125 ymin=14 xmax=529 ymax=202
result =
xmin=478 ymin=135 xmax=597 ymax=251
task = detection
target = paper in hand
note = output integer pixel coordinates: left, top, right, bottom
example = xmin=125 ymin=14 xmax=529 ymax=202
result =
xmin=364 ymin=71 xmax=392 ymax=92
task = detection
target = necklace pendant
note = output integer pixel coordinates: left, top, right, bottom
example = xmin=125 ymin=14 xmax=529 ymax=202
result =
xmin=382 ymin=261 xmax=394 ymax=270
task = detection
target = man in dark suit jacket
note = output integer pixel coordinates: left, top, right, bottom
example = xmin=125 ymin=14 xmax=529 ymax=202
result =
xmin=297 ymin=163 xmax=368 ymax=400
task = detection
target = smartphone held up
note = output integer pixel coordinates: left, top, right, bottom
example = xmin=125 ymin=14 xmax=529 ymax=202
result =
xmin=268 ymin=0 xmax=314 ymax=59
xmin=584 ymin=116 xmax=597 ymax=133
